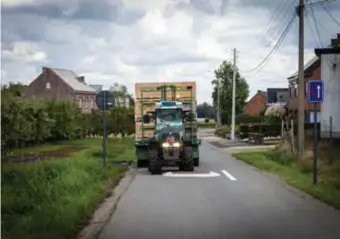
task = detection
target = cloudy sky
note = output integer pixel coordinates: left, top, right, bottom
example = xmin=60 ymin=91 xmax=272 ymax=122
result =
xmin=1 ymin=0 xmax=340 ymax=103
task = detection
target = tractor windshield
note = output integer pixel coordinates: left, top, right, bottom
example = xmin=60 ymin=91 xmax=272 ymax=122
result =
xmin=156 ymin=109 xmax=182 ymax=129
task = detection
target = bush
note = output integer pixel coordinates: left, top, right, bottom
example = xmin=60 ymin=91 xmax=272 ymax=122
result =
xmin=214 ymin=126 xmax=230 ymax=138
xmin=236 ymin=115 xmax=263 ymax=124
xmin=204 ymin=118 xmax=210 ymax=123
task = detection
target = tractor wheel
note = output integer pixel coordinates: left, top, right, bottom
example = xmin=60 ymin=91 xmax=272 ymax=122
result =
xmin=181 ymin=147 xmax=194 ymax=171
xmin=148 ymin=149 xmax=162 ymax=175
xmin=194 ymin=158 xmax=199 ymax=167
xmin=137 ymin=160 xmax=148 ymax=168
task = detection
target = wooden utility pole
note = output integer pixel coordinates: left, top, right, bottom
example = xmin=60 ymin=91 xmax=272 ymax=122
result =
xmin=231 ymin=48 xmax=237 ymax=141
xmin=298 ymin=0 xmax=305 ymax=156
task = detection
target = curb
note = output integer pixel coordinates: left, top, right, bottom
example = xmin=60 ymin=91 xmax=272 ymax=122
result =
xmin=77 ymin=165 xmax=137 ymax=239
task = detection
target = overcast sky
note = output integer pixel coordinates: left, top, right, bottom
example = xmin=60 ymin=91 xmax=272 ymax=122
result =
xmin=1 ymin=0 xmax=340 ymax=103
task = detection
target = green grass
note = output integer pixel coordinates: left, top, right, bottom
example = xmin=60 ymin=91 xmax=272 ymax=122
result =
xmin=197 ymin=121 xmax=216 ymax=128
xmin=232 ymin=150 xmax=340 ymax=209
xmin=1 ymin=138 xmax=135 ymax=239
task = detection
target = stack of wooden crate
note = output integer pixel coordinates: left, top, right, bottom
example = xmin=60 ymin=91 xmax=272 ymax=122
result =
xmin=135 ymin=81 xmax=197 ymax=140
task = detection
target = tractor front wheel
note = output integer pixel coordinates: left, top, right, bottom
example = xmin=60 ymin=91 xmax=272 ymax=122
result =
xmin=179 ymin=147 xmax=194 ymax=171
xmin=148 ymin=149 xmax=162 ymax=175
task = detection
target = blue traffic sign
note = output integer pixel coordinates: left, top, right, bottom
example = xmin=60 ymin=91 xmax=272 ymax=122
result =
xmin=307 ymin=80 xmax=324 ymax=103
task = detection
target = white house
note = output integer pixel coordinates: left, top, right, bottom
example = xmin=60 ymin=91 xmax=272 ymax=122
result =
xmin=315 ymin=36 xmax=340 ymax=139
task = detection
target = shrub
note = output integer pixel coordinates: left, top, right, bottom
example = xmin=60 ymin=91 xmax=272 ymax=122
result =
xmin=236 ymin=115 xmax=263 ymax=124
xmin=214 ymin=126 xmax=230 ymax=138
xmin=204 ymin=118 xmax=210 ymax=123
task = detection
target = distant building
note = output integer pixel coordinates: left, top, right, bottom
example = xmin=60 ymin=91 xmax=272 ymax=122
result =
xmin=26 ymin=67 xmax=97 ymax=113
xmin=243 ymin=90 xmax=267 ymax=116
xmin=266 ymin=88 xmax=289 ymax=106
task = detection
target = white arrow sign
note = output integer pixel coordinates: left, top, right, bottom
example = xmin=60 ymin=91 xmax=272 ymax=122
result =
xmin=316 ymin=85 xmax=321 ymax=98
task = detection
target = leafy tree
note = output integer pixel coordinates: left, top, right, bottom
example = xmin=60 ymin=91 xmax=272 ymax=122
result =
xmin=212 ymin=60 xmax=249 ymax=125
xmin=197 ymin=102 xmax=216 ymax=119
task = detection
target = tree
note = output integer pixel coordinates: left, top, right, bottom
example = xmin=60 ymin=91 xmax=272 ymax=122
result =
xmin=109 ymin=82 xmax=135 ymax=107
xmin=211 ymin=60 xmax=249 ymax=125
xmin=197 ymin=102 xmax=216 ymax=119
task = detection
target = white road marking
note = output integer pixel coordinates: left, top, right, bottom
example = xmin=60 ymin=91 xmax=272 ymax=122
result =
xmin=221 ymin=170 xmax=237 ymax=181
xmin=162 ymin=171 xmax=220 ymax=178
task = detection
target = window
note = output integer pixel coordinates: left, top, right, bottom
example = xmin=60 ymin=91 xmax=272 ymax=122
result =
xmin=84 ymin=99 xmax=88 ymax=108
xmin=46 ymin=82 xmax=51 ymax=89
xmin=78 ymin=98 xmax=82 ymax=108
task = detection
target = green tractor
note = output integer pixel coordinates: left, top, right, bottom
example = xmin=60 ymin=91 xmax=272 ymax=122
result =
xmin=135 ymin=85 xmax=201 ymax=175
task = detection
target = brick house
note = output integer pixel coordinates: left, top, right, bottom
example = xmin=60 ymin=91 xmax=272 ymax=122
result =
xmin=26 ymin=67 xmax=97 ymax=113
xmin=286 ymin=34 xmax=340 ymax=123
xmin=243 ymin=90 xmax=267 ymax=116
xmin=286 ymin=56 xmax=321 ymax=122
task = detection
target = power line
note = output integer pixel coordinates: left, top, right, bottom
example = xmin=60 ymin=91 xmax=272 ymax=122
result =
xmin=241 ymin=12 xmax=297 ymax=74
xmin=306 ymin=8 xmax=322 ymax=47
xmin=309 ymin=0 xmax=323 ymax=46
xmin=305 ymin=0 xmax=336 ymax=7
xmin=240 ymin=0 xmax=295 ymax=55
xmin=321 ymin=3 xmax=340 ymax=27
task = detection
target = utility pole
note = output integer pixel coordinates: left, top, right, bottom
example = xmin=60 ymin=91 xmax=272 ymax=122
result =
xmin=216 ymin=77 xmax=221 ymax=127
xmin=231 ymin=48 xmax=237 ymax=141
xmin=297 ymin=0 xmax=305 ymax=156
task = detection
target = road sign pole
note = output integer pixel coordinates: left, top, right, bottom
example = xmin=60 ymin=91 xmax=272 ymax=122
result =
xmin=103 ymin=92 xmax=107 ymax=167
xmin=307 ymin=80 xmax=323 ymax=185
xmin=313 ymin=102 xmax=318 ymax=184
xmin=96 ymin=90 xmax=115 ymax=168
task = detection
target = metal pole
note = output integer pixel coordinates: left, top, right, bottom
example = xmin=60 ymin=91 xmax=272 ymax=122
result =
xmin=231 ymin=48 xmax=237 ymax=141
xmin=103 ymin=92 xmax=107 ymax=167
xmin=313 ymin=103 xmax=318 ymax=184
xmin=297 ymin=0 xmax=305 ymax=156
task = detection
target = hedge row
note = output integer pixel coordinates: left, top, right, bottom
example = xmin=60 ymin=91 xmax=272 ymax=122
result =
xmin=239 ymin=122 xmax=321 ymax=138
xmin=236 ymin=115 xmax=281 ymax=124
xmin=1 ymin=95 xmax=134 ymax=154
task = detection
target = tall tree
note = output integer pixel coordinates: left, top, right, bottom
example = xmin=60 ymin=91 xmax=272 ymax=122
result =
xmin=211 ymin=60 xmax=249 ymax=125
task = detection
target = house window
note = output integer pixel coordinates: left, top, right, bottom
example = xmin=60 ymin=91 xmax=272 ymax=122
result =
xmin=78 ymin=98 xmax=82 ymax=108
xmin=46 ymin=82 xmax=51 ymax=89
xmin=84 ymin=99 xmax=88 ymax=108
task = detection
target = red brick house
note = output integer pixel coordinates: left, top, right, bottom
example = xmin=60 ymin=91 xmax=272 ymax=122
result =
xmin=287 ymin=34 xmax=340 ymax=122
xmin=26 ymin=67 xmax=97 ymax=113
xmin=243 ymin=90 xmax=267 ymax=116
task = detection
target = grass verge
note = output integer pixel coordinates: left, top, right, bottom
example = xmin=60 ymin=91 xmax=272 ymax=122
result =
xmin=1 ymin=138 xmax=135 ymax=239
xmin=232 ymin=150 xmax=340 ymax=209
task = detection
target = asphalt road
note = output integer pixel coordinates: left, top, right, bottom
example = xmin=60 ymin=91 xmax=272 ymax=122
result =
xmin=100 ymin=134 xmax=340 ymax=239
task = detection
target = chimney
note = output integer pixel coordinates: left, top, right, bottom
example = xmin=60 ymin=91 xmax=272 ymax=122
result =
xmin=77 ymin=76 xmax=85 ymax=83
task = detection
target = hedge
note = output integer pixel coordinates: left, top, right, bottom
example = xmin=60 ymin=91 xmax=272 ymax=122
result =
xmin=1 ymin=93 xmax=135 ymax=154
xmin=239 ymin=122 xmax=321 ymax=139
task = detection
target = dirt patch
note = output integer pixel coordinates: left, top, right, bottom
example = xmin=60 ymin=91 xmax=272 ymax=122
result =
xmin=2 ymin=146 xmax=88 ymax=164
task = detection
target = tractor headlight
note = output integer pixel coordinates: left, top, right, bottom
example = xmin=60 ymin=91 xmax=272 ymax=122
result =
xmin=162 ymin=142 xmax=170 ymax=148
xmin=173 ymin=142 xmax=181 ymax=147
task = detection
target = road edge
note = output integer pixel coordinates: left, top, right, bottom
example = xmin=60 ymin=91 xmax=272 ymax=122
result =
xmin=204 ymin=139 xmax=340 ymax=212
xmin=77 ymin=165 xmax=137 ymax=239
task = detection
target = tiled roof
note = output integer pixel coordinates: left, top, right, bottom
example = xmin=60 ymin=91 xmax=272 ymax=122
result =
xmin=47 ymin=67 xmax=96 ymax=93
